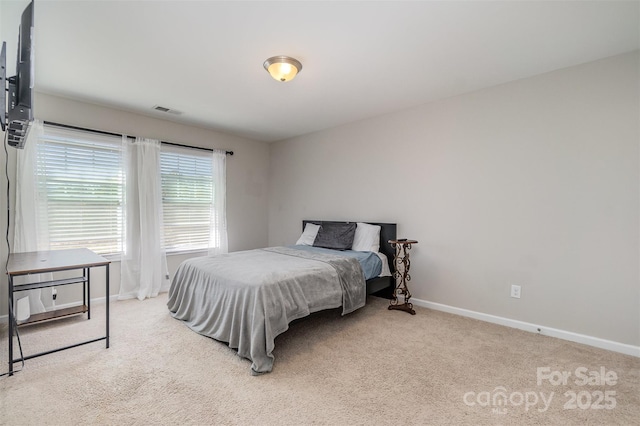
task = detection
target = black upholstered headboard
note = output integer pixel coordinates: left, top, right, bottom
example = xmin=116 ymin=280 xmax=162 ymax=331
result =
xmin=302 ymin=220 xmax=397 ymax=274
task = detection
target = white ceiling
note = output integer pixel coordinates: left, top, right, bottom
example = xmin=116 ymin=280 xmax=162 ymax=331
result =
xmin=13 ymin=1 xmax=640 ymax=142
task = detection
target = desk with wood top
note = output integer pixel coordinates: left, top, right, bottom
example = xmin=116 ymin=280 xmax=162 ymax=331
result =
xmin=6 ymin=248 xmax=110 ymax=375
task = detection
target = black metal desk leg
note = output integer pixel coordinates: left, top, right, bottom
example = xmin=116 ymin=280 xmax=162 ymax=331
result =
xmin=86 ymin=268 xmax=91 ymax=320
xmin=82 ymin=267 xmax=86 ymax=315
xmin=105 ymin=263 xmax=110 ymax=348
xmin=8 ymin=275 xmax=13 ymax=376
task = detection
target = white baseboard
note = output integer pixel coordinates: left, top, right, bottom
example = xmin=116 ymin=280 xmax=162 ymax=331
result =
xmin=0 ymin=294 xmax=119 ymax=324
xmin=411 ymin=297 xmax=640 ymax=358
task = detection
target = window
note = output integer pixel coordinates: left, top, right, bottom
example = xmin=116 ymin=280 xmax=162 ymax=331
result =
xmin=36 ymin=126 xmax=124 ymax=255
xmin=160 ymin=144 xmax=214 ymax=252
xmin=33 ymin=124 xmax=223 ymax=256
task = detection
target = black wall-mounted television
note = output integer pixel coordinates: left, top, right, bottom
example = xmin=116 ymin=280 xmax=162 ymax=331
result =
xmin=1 ymin=0 xmax=34 ymax=149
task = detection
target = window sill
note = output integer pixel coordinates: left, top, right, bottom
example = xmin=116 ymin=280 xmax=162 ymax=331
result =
xmin=165 ymin=249 xmax=209 ymax=257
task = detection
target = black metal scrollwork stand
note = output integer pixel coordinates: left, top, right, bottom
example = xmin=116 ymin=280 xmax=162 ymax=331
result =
xmin=388 ymin=239 xmax=418 ymax=315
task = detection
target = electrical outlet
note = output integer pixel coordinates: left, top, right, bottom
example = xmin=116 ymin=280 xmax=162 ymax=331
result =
xmin=510 ymin=285 xmax=521 ymax=299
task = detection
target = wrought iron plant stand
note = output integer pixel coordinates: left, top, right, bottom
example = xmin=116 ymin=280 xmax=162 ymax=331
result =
xmin=388 ymin=239 xmax=418 ymax=315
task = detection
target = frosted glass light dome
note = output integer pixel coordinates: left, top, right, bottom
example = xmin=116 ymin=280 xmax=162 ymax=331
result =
xmin=263 ymin=56 xmax=303 ymax=82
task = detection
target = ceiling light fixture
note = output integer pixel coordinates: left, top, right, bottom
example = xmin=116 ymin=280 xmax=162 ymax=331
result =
xmin=263 ymin=56 xmax=302 ymax=82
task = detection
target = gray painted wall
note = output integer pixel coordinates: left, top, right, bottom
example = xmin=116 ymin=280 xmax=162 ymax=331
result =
xmin=268 ymin=52 xmax=640 ymax=346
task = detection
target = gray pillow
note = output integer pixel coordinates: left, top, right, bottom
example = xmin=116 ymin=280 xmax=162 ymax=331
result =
xmin=313 ymin=222 xmax=356 ymax=250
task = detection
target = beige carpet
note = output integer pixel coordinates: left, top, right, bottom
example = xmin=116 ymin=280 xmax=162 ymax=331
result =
xmin=0 ymin=295 xmax=638 ymax=425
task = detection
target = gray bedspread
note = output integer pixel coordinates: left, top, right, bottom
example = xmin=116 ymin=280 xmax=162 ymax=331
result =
xmin=167 ymin=246 xmax=366 ymax=375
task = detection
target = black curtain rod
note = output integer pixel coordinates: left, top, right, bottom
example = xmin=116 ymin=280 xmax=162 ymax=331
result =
xmin=42 ymin=121 xmax=234 ymax=156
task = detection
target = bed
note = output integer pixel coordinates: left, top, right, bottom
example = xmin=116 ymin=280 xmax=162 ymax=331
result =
xmin=167 ymin=220 xmax=397 ymax=375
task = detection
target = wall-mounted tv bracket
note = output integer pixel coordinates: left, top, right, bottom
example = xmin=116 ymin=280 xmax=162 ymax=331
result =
xmin=1 ymin=41 xmax=6 ymax=132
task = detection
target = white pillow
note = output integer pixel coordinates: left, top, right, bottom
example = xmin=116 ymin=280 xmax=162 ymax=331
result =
xmin=351 ymin=222 xmax=381 ymax=252
xmin=296 ymin=223 xmax=320 ymax=246
xmin=377 ymin=252 xmax=392 ymax=277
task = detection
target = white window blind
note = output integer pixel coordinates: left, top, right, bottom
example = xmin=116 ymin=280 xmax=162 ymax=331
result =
xmin=37 ymin=126 xmax=124 ymax=255
xmin=160 ymin=144 xmax=214 ymax=252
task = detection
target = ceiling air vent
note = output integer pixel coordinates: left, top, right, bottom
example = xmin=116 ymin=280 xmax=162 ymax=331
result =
xmin=152 ymin=105 xmax=182 ymax=115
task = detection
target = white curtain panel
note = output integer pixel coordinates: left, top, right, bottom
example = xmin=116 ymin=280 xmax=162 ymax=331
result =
xmin=209 ymin=149 xmax=228 ymax=256
xmin=119 ymin=137 xmax=170 ymax=301
xmin=13 ymin=120 xmax=54 ymax=318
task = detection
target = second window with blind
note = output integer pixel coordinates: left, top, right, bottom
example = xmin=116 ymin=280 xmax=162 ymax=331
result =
xmin=160 ymin=144 xmax=214 ymax=253
xmin=35 ymin=124 xmax=220 ymax=256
